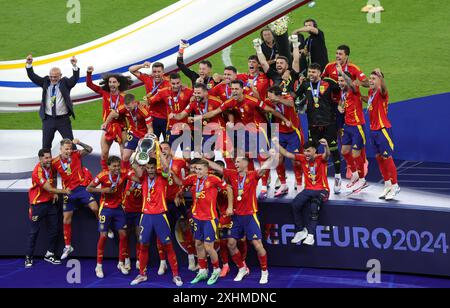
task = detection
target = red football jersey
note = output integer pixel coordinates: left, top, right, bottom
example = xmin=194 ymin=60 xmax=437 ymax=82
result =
xmin=184 ymin=95 xmax=224 ymax=133
xmin=29 ymin=163 xmax=55 ymax=205
xmin=141 ymin=172 xmax=169 ymax=215
xmin=138 ymin=74 xmax=171 ymax=119
xmin=295 ymin=154 xmax=329 ymax=192
xmin=92 ymin=170 xmax=128 ymax=209
xmin=182 ymin=174 xmax=228 ymax=220
xmin=52 ymin=151 xmax=85 ymax=190
xmin=117 ymin=104 xmax=152 ymax=138
xmin=237 ymin=73 xmax=270 ymax=101
xmin=123 ymin=170 xmax=143 ymax=213
xmin=209 ymin=82 xmax=234 ymax=102
xmin=151 ymin=87 xmax=193 ymax=130
xmin=81 ymin=167 xmax=93 ymax=187
xmin=217 ymin=188 xmax=231 ymax=227
xmin=166 ymin=158 xmax=187 ymax=201
xmin=368 ymin=89 xmax=391 ymax=131
xmin=86 ymin=72 xmax=125 ymax=122
xmin=322 ymin=62 xmax=366 ymax=83
xmin=265 ymin=95 xmax=300 ymax=133
xmin=219 ymin=95 xmax=267 ymax=131
xmin=223 ymin=169 xmax=260 ymax=215
xmin=340 ymin=87 xmax=365 ymax=126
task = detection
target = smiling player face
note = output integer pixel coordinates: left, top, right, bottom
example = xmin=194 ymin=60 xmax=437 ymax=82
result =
xmin=194 ymin=87 xmax=207 ymax=102
xmin=60 ymin=143 xmax=73 ymax=160
xmin=275 ymin=58 xmax=288 ymax=74
xmin=152 ymin=67 xmax=164 ymax=82
xmin=248 ymin=59 xmax=259 ymax=75
xmin=335 ymin=49 xmax=348 ymax=65
xmin=304 ymin=147 xmax=317 ymax=161
xmin=108 ymin=77 xmax=120 ymax=93
xmin=234 ymin=157 xmax=249 ymax=173
xmin=198 ymin=63 xmax=211 ymax=78
xmin=223 ymin=69 xmax=236 ymax=84
xmin=369 ymin=74 xmax=380 ymax=90
xmin=108 ymin=161 xmax=121 ymax=176
xmin=170 ymin=78 xmax=181 ymax=92
xmin=231 ymin=83 xmax=243 ymax=100
xmin=40 ymin=153 xmax=52 ymax=169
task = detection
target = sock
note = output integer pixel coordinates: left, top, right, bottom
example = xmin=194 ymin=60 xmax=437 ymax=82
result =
xmin=331 ymin=149 xmax=342 ymax=176
xmin=139 ymin=245 xmax=149 ymax=276
xmin=198 ymin=258 xmax=208 ymax=270
xmin=156 ymin=237 xmax=166 ymax=261
xmin=376 ymin=156 xmax=390 ymax=181
xmin=212 ymin=259 xmax=220 ymax=270
xmin=135 ymin=243 xmax=141 ymax=260
xmin=353 ymin=154 xmax=365 ymax=179
xmin=293 ymin=162 xmax=303 ymax=186
xmin=258 ymin=254 xmax=268 ymax=271
xmin=100 ymin=159 xmax=108 ymax=171
xmin=183 ymin=228 xmax=196 ymax=255
xmin=63 ymin=224 xmax=72 ymax=246
xmin=219 ymin=239 xmax=229 ymax=264
xmin=238 ymin=239 xmax=248 ymax=260
xmin=342 ymin=152 xmax=356 ymax=173
xmin=119 ymin=233 xmax=128 ymax=262
xmin=231 ymin=251 xmax=244 ymax=268
xmin=96 ymin=235 xmax=107 ymax=264
xmin=384 ymin=157 xmax=398 ymax=184
xmin=276 ymin=164 xmax=287 ymax=185
xmin=163 ymin=242 xmax=179 ymax=277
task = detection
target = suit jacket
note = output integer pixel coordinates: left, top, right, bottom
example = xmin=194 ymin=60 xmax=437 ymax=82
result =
xmin=26 ymin=66 xmax=79 ymax=120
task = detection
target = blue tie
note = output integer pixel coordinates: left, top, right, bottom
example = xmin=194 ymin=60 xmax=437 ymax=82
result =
xmin=51 ymin=85 xmax=57 ymax=117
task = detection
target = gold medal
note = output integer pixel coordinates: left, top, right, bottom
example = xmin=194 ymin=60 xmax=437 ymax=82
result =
xmin=66 ymin=166 xmax=72 ymax=175
xmin=237 ymin=196 xmax=242 ymax=201
xmin=314 ymin=103 xmax=320 ymax=108
xmin=313 ymin=97 xmax=319 ymax=104
xmin=203 ymin=121 xmax=208 ymax=126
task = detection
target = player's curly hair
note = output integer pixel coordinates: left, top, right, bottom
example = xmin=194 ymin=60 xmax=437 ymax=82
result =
xmin=99 ymin=73 xmax=133 ymax=92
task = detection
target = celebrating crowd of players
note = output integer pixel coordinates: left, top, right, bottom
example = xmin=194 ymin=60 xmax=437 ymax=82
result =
xmin=25 ymin=18 xmax=399 ymax=287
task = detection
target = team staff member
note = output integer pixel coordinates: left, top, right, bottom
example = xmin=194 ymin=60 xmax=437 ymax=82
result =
xmin=25 ymin=149 xmax=70 ymax=268
xmin=25 ymin=54 xmax=79 ymax=150
xmin=274 ymin=138 xmax=330 ymax=246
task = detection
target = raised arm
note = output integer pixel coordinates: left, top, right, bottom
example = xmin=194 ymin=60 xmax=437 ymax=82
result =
xmin=289 ymin=35 xmax=301 ymax=73
xmin=73 ymin=139 xmax=93 ymax=157
xmin=25 ymin=54 xmax=45 ymax=87
xmin=374 ymin=68 xmax=388 ymax=96
xmin=129 ymin=62 xmax=151 ymax=78
xmin=253 ymin=39 xmax=270 ymax=73
xmin=272 ymin=137 xmax=296 ymax=160
xmin=319 ymin=138 xmax=330 ymax=161
xmin=206 ymin=160 xmax=224 ymax=175
xmin=337 ymin=63 xmax=356 ymax=92
xmin=86 ymin=66 xmax=103 ymax=93
xmin=66 ymin=56 xmax=80 ymax=89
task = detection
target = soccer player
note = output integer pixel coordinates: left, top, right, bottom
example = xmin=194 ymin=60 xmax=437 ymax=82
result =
xmin=337 ymin=67 xmax=368 ymax=192
xmin=87 ymin=156 xmax=129 ymax=278
xmin=169 ymin=83 xmax=224 ymax=154
xmin=86 ymin=66 xmax=132 ymax=170
xmin=195 ymin=80 xmax=292 ymax=158
xmin=129 ymin=158 xmax=183 ymax=287
xmin=207 ymin=157 xmax=274 ymax=284
xmin=25 ymin=149 xmax=70 ymax=268
xmin=296 ymin=63 xmax=342 ymax=193
xmin=363 ymin=69 xmax=400 ymax=200
xmin=209 ymin=66 xmax=240 ymax=102
xmin=178 ymin=159 xmax=234 ymax=286
xmin=123 ymin=167 xmax=143 ymax=271
xmin=52 ymin=139 xmax=98 ymax=260
xmin=149 ymin=73 xmax=193 ymax=150
xmin=129 ymin=61 xmax=170 ymax=140
xmin=156 ymin=142 xmax=197 ymax=274
xmin=177 ymin=40 xmax=218 ymax=89
xmin=103 ymin=93 xmax=153 ymax=170
xmin=274 ymin=138 xmax=330 ymax=246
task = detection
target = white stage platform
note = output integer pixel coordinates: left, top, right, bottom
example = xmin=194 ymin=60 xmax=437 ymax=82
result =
xmin=1 ymin=130 xmax=449 ymax=209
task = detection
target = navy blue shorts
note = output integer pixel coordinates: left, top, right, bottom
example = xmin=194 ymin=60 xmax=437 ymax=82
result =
xmin=370 ymin=128 xmax=395 ymax=157
xmin=152 ymin=117 xmax=168 ymax=140
xmin=166 ymin=131 xmax=192 ymax=151
xmin=342 ymin=124 xmax=366 ymax=150
xmin=63 ymin=186 xmax=96 ymax=212
xmin=124 ymin=132 xmax=140 ymax=151
xmin=279 ymin=131 xmax=302 ymax=153
xmin=219 ymin=227 xmax=232 ymax=239
xmin=99 ymin=207 xmax=127 ymax=232
xmin=139 ymin=213 xmax=172 ymax=245
xmin=230 ymin=214 xmax=262 ymax=241
xmin=192 ymin=218 xmax=218 ymax=243
xmin=126 ymin=212 xmax=142 ymax=228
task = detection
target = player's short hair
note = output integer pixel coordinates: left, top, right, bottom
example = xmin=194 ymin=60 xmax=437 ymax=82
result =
xmin=147 ymin=158 xmax=157 ymax=166
xmin=160 ymin=141 xmax=170 ymax=147
xmin=370 ymin=70 xmax=385 ymax=78
xmin=303 ymin=141 xmax=318 ymax=150
xmin=268 ymin=85 xmax=283 ymax=96
xmin=199 ymin=60 xmax=212 ymax=68
xmin=152 ymin=62 xmax=164 ymax=70
xmin=214 ymin=160 xmax=226 ymax=168
xmin=60 ymin=138 xmax=72 ymax=147
xmin=196 ymin=159 xmax=209 ymax=168
xmin=194 ymin=83 xmax=208 ymax=91
xmin=107 ymin=156 xmax=121 ymax=165
xmin=309 ymin=63 xmax=322 ymax=72
xmin=189 ymin=158 xmax=201 ymax=166
xmin=38 ymin=148 xmax=51 ymax=158
xmin=224 ymin=66 xmax=237 ymax=74
xmin=276 ymin=56 xmax=289 ymax=63
xmin=124 ymin=93 xmax=135 ymax=104
xmin=230 ymin=80 xmax=244 ymax=88
xmin=237 ymin=157 xmax=250 ymax=163
xmin=304 ymin=18 xmax=318 ymax=28
xmin=248 ymin=55 xmax=260 ymax=63
xmin=337 ymin=45 xmax=351 ymax=56
xmin=169 ymin=72 xmax=181 ymax=80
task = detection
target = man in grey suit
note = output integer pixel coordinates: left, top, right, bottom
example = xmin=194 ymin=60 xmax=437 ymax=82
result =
xmin=26 ymin=54 xmax=79 ymax=149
